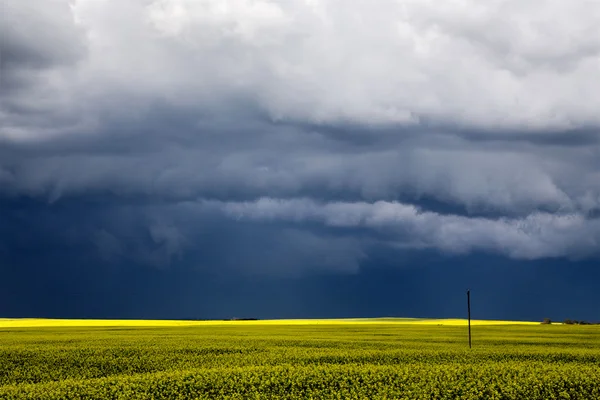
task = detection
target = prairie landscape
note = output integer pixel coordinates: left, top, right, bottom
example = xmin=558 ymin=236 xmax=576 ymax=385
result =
xmin=4 ymin=1 xmax=600 ymax=399
xmin=1 ymin=318 xmax=599 ymax=399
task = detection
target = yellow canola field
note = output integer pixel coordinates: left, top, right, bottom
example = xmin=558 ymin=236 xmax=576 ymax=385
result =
xmin=0 ymin=317 xmax=538 ymax=328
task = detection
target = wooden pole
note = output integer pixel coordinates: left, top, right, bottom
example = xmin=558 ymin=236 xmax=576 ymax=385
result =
xmin=467 ymin=289 xmax=472 ymax=348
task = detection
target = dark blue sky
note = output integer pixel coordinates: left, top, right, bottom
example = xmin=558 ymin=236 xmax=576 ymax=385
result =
xmin=0 ymin=198 xmax=598 ymax=321
xmin=1 ymin=0 xmax=600 ymax=322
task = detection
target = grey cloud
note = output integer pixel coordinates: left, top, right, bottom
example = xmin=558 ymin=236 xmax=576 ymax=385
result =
xmin=0 ymin=115 xmax=599 ymax=221
xmin=2 ymin=123 xmax=597 ymax=215
xmin=1 ymin=0 xmax=88 ymax=142
xmin=1 ymin=0 xmax=85 ymax=71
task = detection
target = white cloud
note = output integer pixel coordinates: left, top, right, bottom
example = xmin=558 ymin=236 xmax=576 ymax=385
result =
xmin=4 ymin=0 xmax=600 ymax=139
xmin=213 ymin=197 xmax=600 ymax=259
xmin=81 ymin=0 xmax=600 ymax=128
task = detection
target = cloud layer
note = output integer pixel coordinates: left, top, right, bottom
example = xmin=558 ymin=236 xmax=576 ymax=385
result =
xmin=4 ymin=0 xmax=600 ymax=132
xmin=212 ymin=197 xmax=599 ymax=260
xmin=2 ymin=0 xmax=600 ymax=271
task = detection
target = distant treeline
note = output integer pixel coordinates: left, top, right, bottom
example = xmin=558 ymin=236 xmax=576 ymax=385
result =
xmin=541 ymin=318 xmax=599 ymax=325
xmin=223 ymin=318 xmax=259 ymax=321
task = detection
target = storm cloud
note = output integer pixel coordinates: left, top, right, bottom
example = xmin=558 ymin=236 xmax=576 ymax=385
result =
xmin=1 ymin=0 xmax=600 ymax=319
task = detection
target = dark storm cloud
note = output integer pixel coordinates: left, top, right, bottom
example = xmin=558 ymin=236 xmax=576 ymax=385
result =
xmin=0 ymin=196 xmax=367 ymax=282
xmin=2 ymin=115 xmax=597 ymax=214
xmin=1 ymin=0 xmax=600 ymax=282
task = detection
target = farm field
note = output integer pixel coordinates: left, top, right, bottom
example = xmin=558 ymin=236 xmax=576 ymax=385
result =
xmin=1 ymin=319 xmax=599 ymax=399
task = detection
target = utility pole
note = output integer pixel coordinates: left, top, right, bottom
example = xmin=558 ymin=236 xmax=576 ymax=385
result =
xmin=467 ymin=289 xmax=472 ymax=349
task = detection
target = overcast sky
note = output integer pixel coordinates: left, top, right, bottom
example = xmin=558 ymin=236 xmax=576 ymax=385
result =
xmin=1 ymin=0 xmax=600 ymax=321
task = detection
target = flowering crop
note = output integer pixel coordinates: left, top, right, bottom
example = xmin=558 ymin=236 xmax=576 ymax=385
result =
xmin=0 ymin=321 xmax=598 ymax=399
